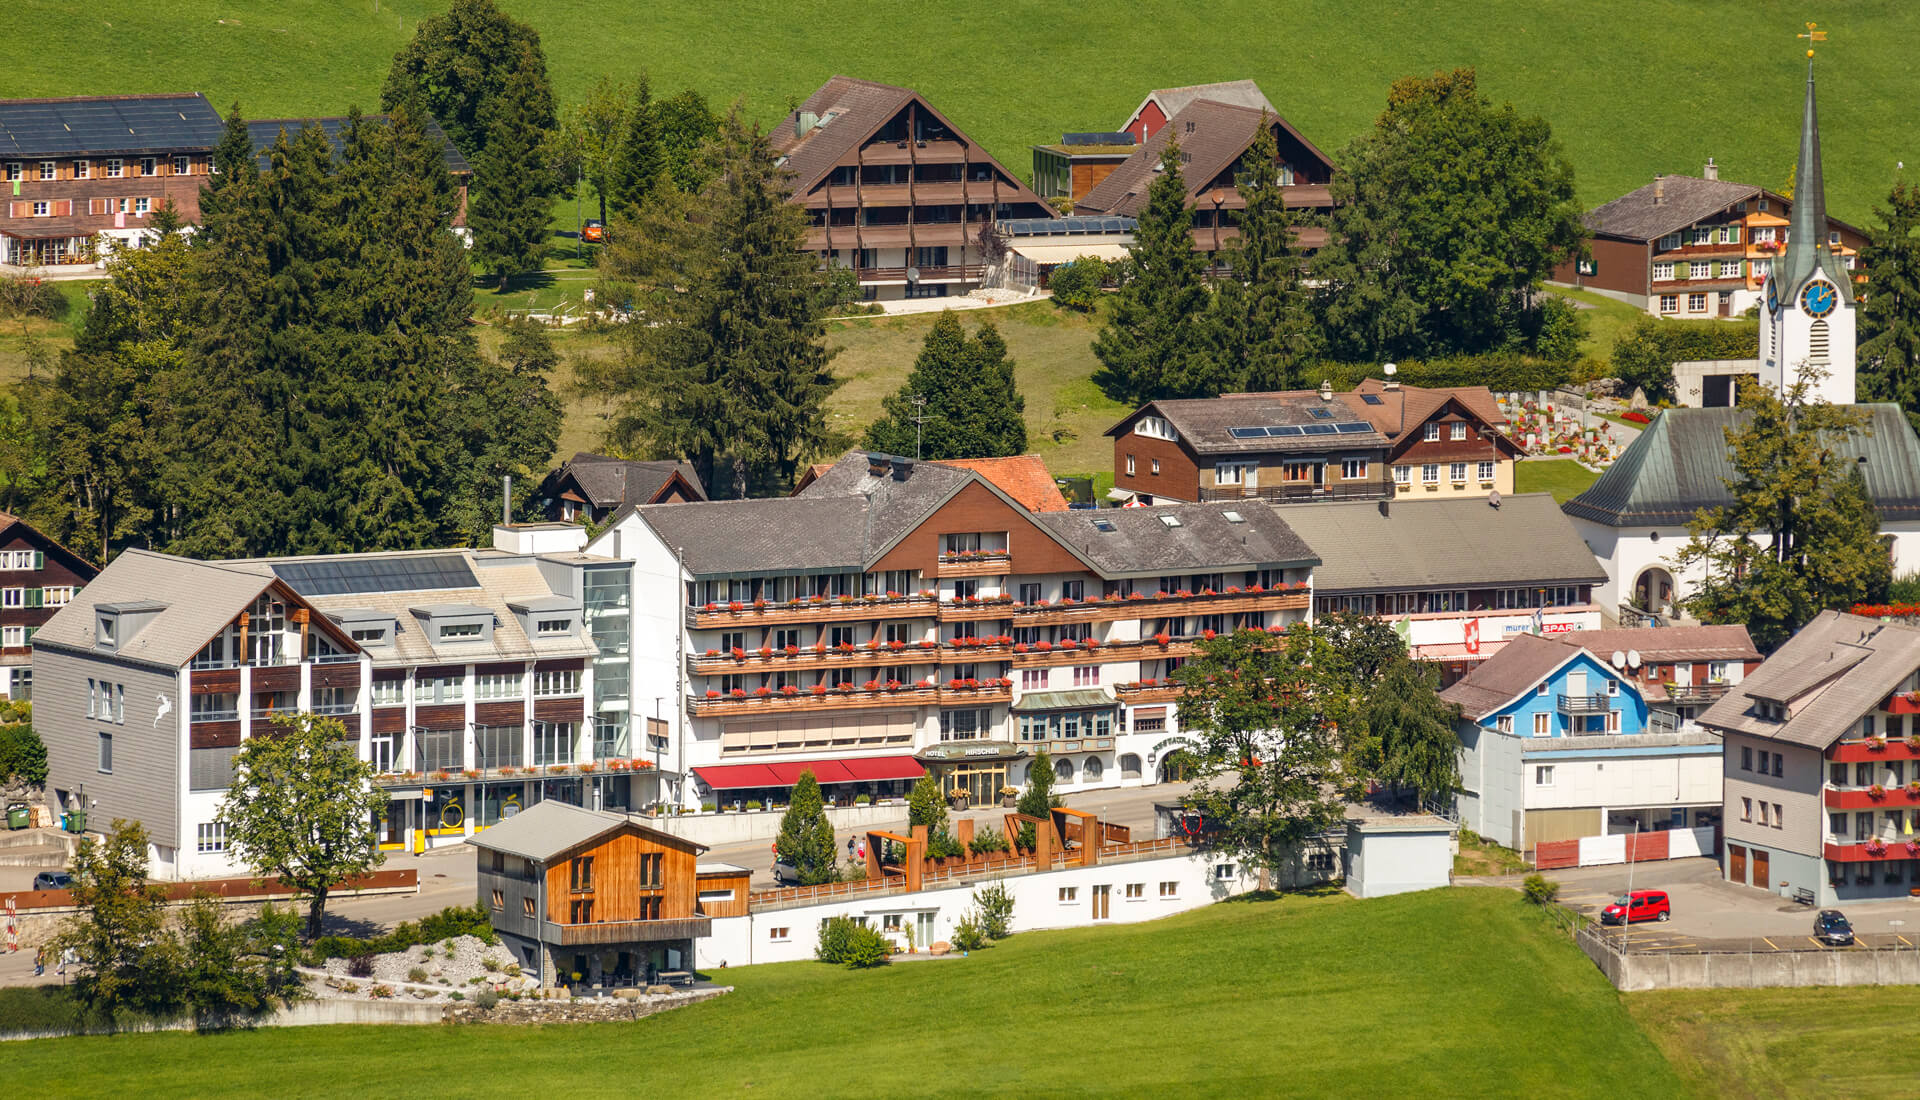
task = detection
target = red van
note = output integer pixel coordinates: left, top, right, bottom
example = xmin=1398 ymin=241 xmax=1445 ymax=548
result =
xmin=1600 ymin=890 xmax=1671 ymax=925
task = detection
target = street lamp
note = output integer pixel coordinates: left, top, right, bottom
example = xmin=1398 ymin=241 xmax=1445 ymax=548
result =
xmin=1209 ymin=189 xmax=1225 ymax=266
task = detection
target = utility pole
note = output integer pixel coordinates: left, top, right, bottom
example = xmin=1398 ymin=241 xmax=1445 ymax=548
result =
xmin=909 ymin=395 xmax=929 ymax=461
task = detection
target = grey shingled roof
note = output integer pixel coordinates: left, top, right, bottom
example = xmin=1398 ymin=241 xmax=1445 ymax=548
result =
xmin=1079 ymin=98 xmax=1333 ymax=221
xmin=1582 ymin=175 xmax=1763 ymax=242
xmin=635 ymin=495 xmax=870 ymax=576
xmin=1562 ymin=405 xmax=1920 ymax=527
xmin=1133 ymin=80 xmax=1276 ymax=125
xmin=1439 ymin=634 xmax=1585 ymax=720
xmin=1032 ymin=502 xmax=1318 ymax=577
xmin=0 ymin=94 xmax=225 ymax=158
xmin=558 ymin=453 xmax=706 ymax=508
xmin=1107 ymin=392 xmax=1387 ymax=455
xmin=463 ymin=799 xmax=703 ymax=862
xmin=32 ymin=549 xmax=279 ymax=670
xmin=247 ymin=115 xmax=472 ymax=174
xmin=1698 ymin=611 xmax=1920 ymax=750
xmin=1273 ymin=494 xmax=1606 ymax=594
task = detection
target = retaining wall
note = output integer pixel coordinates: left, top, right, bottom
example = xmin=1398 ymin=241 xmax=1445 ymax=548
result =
xmin=1577 ymin=926 xmax=1920 ymax=991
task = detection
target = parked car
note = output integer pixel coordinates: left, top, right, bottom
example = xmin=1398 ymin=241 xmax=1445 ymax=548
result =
xmin=582 ymin=219 xmax=604 ymax=243
xmin=1600 ymin=889 xmax=1671 ymax=925
xmin=32 ymin=871 xmax=71 ymax=891
xmin=1814 ymin=909 xmax=1855 ymax=946
xmin=771 ymin=859 xmax=801 ymax=886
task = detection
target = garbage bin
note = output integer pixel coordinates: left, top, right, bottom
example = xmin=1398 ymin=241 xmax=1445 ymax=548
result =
xmin=5 ymin=802 xmax=27 ymax=830
xmin=58 ymin=812 xmax=70 ymax=832
xmin=66 ymin=808 xmax=86 ymax=834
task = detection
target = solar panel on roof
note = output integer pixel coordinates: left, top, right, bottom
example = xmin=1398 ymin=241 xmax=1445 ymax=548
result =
xmin=1361 ymin=394 xmax=1384 ymax=405
xmin=1228 ymin=426 xmax=1269 ymax=439
xmin=1302 ymin=424 xmax=1337 ymax=436
xmin=1269 ymin=425 xmax=1304 ymax=437
xmin=1334 ymin=422 xmax=1373 ymax=434
xmin=271 ymin=554 xmax=479 ymax=597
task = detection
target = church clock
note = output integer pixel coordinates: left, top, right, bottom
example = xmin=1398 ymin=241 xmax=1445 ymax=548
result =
xmin=1801 ymin=280 xmax=1838 ymax=318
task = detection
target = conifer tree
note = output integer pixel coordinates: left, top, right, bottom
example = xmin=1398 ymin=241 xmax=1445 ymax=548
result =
xmin=1859 ymin=177 xmax=1920 ymax=431
xmin=907 ymin=771 xmax=949 ymax=833
xmin=199 ymin=103 xmax=256 ymax=224
xmin=864 ymin=312 xmax=1026 ymax=459
xmin=1015 ymin=750 xmax=1062 ymax=850
xmin=470 ymin=45 xmax=557 ymax=289
xmin=775 ymin=770 xmax=838 ymax=885
xmin=1205 ymin=117 xmax=1314 ymax=391
xmin=1092 ymin=140 xmax=1214 ymax=403
xmin=607 ymin=74 xmax=663 ymax=219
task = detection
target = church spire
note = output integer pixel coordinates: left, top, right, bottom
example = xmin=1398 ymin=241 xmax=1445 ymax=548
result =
xmin=1780 ymin=42 xmax=1850 ymax=300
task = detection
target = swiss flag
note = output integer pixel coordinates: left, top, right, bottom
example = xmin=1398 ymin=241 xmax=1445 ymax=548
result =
xmin=1463 ymin=618 xmax=1481 ymax=656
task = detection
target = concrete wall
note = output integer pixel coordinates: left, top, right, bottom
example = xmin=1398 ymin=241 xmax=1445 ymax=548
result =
xmin=1579 ymin=927 xmax=1920 ymax=991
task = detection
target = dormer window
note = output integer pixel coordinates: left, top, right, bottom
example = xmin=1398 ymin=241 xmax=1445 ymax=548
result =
xmin=98 ymin=616 xmax=116 ymax=647
xmin=439 ymin=622 xmax=483 ymax=640
xmin=536 ymin=618 xmax=572 ymax=636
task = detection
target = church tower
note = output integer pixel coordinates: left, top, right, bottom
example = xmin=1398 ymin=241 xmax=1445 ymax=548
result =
xmin=1759 ymin=58 xmax=1856 ymax=403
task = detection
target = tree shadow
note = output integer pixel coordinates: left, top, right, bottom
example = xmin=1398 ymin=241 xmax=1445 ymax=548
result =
xmin=473 ymin=270 xmax=558 ymax=296
xmin=1219 ymin=882 xmax=1346 ymax=905
xmin=315 ymin=912 xmax=388 ymax=939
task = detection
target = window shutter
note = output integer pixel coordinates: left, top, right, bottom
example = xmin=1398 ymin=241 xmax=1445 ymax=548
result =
xmin=53 ymin=200 xmax=71 ymax=217
xmin=25 ymin=588 xmax=41 ymax=609
xmin=88 ymin=198 xmax=103 ymax=215
xmin=32 ymin=551 xmax=43 ymax=570
xmin=5 ymin=202 xmax=15 ymax=218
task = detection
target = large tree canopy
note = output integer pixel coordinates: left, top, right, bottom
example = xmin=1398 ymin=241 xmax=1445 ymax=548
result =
xmin=864 ymin=311 xmax=1026 ymax=460
xmin=380 ymin=0 xmax=555 ymax=157
xmin=1092 ymin=141 xmax=1216 ymax=404
xmin=1859 ymin=177 xmax=1920 ymax=431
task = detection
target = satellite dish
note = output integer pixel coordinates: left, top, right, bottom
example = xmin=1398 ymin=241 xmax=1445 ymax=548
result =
xmin=1487 ymin=489 xmax=1502 ymax=508
xmin=1627 ymin=649 xmax=1642 ymax=669
xmin=906 ymin=267 xmax=922 ymax=284
xmin=1611 ymin=650 xmax=1628 ymax=670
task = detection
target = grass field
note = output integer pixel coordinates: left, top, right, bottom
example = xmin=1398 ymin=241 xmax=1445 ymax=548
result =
xmin=1516 ymin=457 xmax=1602 ymax=503
xmin=11 ymin=1 xmax=1916 ymax=223
xmin=2 ymin=887 xmax=1682 ymax=1097
xmin=1629 ymin=986 xmax=1920 ymax=1098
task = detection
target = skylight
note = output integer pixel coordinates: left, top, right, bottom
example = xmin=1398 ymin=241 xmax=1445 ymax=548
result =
xmin=1222 ymin=511 xmax=1245 ymax=523
xmin=1092 ymin=518 xmax=1116 ymax=533
xmin=1308 ymin=407 xmax=1334 ymax=419
xmin=1361 ymin=394 xmax=1385 ymax=405
xmin=1158 ymin=515 xmax=1182 ymax=528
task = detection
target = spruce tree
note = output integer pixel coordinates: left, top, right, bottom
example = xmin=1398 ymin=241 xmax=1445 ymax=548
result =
xmin=607 ymin=74 xmax=663 ymax=219
xmin=863 ymin=312 xmax=1026 ymax=459
xmin=1015 ymin=750 xmax=1062 ymax=850
xmin=470 ymin=45 xmax=557 ymax=289
xmin=1205 ymin=117 xmax=1314 ymax=391
xmin=199 ymin=103 xmax=257 ymax=223
xmin=1859 ymin=177 xmax=1920 ymax=431
xmin=775 ymin=770 xmax=838 ymax=885
xmin=907 ymin=771 xmax=949 ymax=833
xmin=381 ymin=0 xmax=555 ymax=158
xmin=1092 ymin=140 xmax=1214 ymax=403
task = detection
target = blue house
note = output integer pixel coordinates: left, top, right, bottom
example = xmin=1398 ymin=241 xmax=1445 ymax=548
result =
xmin=1441 ymin=634 xmax=1722 ymax=853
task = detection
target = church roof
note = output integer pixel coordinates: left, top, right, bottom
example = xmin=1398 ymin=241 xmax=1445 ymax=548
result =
xmin=1561 ymin=404 xmax=1920 ymax=528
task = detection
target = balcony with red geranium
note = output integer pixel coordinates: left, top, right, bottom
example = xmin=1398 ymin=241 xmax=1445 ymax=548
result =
xmin=688 ymin=590 xmax=939 ymax=629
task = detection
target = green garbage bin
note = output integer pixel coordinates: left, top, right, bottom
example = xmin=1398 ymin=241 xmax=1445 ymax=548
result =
xmin=66 ymin=808 xmax=86 ymax=834
xmin=5 ymin=802 xmax=27 ymax=830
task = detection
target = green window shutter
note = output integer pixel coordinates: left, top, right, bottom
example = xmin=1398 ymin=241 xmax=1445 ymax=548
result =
xmin=1727 ymin=226 xmax=1740 ymax=244
xmin=25 ymin=588 xmax=41 ymax=608
xmin=32 ymin=551 xmax=42 ymax=569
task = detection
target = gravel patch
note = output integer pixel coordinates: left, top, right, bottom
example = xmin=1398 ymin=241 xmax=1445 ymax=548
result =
xmin=315 ymin=934 xmax=532 ymax=1000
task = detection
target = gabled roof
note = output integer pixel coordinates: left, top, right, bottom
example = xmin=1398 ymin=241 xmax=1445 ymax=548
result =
xmin=1698 ymin=611 xmax=1920 ymax=750
xmin=247 ymin=114 xmax=472 ymax=175
xmin=0 ymin=93 xmax=225 ymax=158
xmin=1030 ymin=502 xmax=1319 ymax=577
xmin=0 ymin=511 xmax=100 ymax=579
xmin=1107 ymin=391 xmax=1388 ymax=455
xmin=1342 ymin=380 xmax=1513 ymax=448
xmin=1562 ymin=625 xmax=1760 ymax=667
xmin=1561 ymin=405 xmax=1920 ymax=527
xmin=1079 ymin=98 xmax=1333 ymax=220
xmin=935 ymin=456 xmax=1069 ymax=512
xmin=1127 ymin=80 xmax=1276 ymax=129
xmin=1582 ymin=175 xmax=1764 ymax=242
xmin=550 ymin=453 xmax=706 ymax=509
xmin=1272 ymin=494 xmax=1606 ymax=594
xmin=1439 ymin=634 xmax=1592 ymax=721
xmin=464 ymin=799 xmax=704 ymax=862
xmin=773 ymin=76 xmax=1051 ymax=212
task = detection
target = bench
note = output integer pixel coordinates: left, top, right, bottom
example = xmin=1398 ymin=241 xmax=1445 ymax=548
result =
xmin=1792 ymin=887 xmax=1816 ymax=906
xmin=656 ymin=970 xmax=695 ymax=988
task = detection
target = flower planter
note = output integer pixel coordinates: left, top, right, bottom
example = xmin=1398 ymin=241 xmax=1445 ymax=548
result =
xmin=1002 ymin=796 xmax=1017 ymax=808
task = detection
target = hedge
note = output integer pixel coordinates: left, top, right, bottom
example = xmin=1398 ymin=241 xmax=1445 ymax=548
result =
xmin=1304 ymin=353 xmax=1577 ymax=394
xmin=306 ymin=904 xmax=496 ymax=965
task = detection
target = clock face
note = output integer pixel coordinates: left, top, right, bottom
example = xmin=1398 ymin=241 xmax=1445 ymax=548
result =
xmin=1802 ymin=281 xmax=1837 ymax=318
xmin=1765 ymin=277 xmax=1778 ymax=315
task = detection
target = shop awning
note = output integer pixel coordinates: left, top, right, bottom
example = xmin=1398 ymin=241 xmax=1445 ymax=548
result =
xmin=1011 ymin=241 xmax=1131 ymax=266
xmin=692 ymin=755 xmax=925 ymax=790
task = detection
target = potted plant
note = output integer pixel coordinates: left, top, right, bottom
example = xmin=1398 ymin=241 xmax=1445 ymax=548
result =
xmin=855 ymin=794 xmax=871 ymax=806
xmin=949 ymin=787 xmax=970 ymax=811
xmin=999 ymin=785 xmax=1019 ymax=808
xmin=1870 ymin=783 xmax=1887 ymax=799
xmin=746 ymin=800 xmax=764 ymax=812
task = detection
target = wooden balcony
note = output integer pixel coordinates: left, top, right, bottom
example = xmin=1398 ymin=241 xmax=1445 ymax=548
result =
xmin=688 ymin=682 xmax=1010 ymax=718
xmin=1664 ymin=683 xmax=1730 ymax=707
xmin=370 ymin=760 xmax=657 ymax=788
xmin=1825 ymin=785 xmax=1920 ymax=810
xmin=938 ymin=587 xmax=1311 ymax=627
xmin=688 ymin=594 xmax=938 ymax=629
xmin=857 ymin=264 xmax=984 ymax=285
xmin=856 ymin=139 xmax=970 ymax=165
xmin=689 ymin=643 xmax=943 ymax=676
xmin=543 ymin=917 xmax=711 ymax=946
xmin=1114 ymin=683 xmax=1184 ymax=704
xmin=1009 ymin=638 xmax=1202 ymax=669
xmin=1198 ymin=483 xmax=1391 ymax=504
xmin=933 ymin=552 xmax=1011 ymax=578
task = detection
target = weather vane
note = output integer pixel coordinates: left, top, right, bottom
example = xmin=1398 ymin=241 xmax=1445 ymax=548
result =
xmin=1799 ymin=21 xmax=1827 ymax=59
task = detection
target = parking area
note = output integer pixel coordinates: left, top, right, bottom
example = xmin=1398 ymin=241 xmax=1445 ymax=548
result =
xmin=1544 ymin=857 xmax=1920 ymax=953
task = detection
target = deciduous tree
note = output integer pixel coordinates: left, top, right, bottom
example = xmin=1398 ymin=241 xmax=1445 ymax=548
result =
xmin=216 ymin=714 xmax=387 ymax=940
xmin=775 ymin=769 xmax=838 ymax=885
xmin=1092 ymin=141 xmax=1215 ymax=403
xmin=1363 ymin=658 xmax=1463 ymax=807
xmin=55 ymin=819 xmax=180 ymax=1027
xmin=559 ymin=75 xmax=634 ymax=229
xmin=864 ymin=312 xmax=1026 ymax=460
xmin=381 ymin=0 xmax=554 ymax=158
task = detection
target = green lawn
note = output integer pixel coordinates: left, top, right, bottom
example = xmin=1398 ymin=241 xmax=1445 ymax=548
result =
xmin=1546 ymin=285 xmax=1650 ymax=364
xmin=10 ymin=1 xmax=1915 ymax=223
xmin=1516 ymin=458 xmax=1601 ymax=503
xmin=2 ymin=887 xmax=1680 ymax=1097
xmin=1628 ymin=986 xmax=1920 ymax=1099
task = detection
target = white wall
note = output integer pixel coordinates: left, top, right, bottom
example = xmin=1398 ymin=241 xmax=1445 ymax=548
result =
xmin=587 ymin=513 xmax=689 ymax=804
xmin=1456 ymin=723 xmax=1524 ymax=849
xmin=1345 ymin=825 xmax=1454 ymax=898
xmin=1522 ymin=748 xmax=1722 ymax=812
xmin=699 ymin=851 xmax=1259 ymax=968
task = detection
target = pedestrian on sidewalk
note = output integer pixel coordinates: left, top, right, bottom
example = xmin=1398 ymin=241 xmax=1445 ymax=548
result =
xmin=846 ymin=835 xmax=856 ymax=861
xmin=33 ymin=945 xmax=44 ymax=977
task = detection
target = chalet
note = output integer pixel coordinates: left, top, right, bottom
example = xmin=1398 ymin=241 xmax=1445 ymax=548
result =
xmin=1076 ymin=96 xmax=1334 ymax=260
xmin=0 ymin=93 xmax=225 ymax=269
xmin=1549 ymin=160 xmax=1865 ymax=319
xmin=589 ymin=450 xmax=1319 ymax=811
xmin=773 ymin=76 xmax=1054 ymax=300
xmin=1343 ymin=379 xmax=1522 ymax=499
xmin=0 ymin=512 xmax=97 ymax=701
xmin=1119 ymin=81 xmax=1275 ymax=144
xmin=1275 ymin=493 xmax=1607 ymax=679
xmin=1107 ymin=388 xmax=1392 ymax=506
xmin=469 ymin=799 xmax=746 ymax=989
xmin=247 ymin=115 xmax=473 ymax=238
xmin=539 ymin=453 xmax=706 ymax=524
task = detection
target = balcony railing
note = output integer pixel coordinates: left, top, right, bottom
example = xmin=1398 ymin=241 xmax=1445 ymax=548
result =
xmin=1824 ymin=784 xmax=1920 ymax=810
xmin=939 ymin=586 xmax=1312 ymax=625
xmin=689 ymin=642 xmax=945 ymax=675
xmin=1557 ymin=694 xmax=1613 ymax=716
xmin=190 ymin=708 xmax=240 ymax=723
xmin=688 ymin=681 xmax=1011 ymax=718
xmin=687 ymin=593 xmax=939 ymax=628
xmin=1114 ymin=682 xmax=1183 ymax=704
xmin=856 ymin=264 xmax=986 ymax=285
xmin=371 ymin=758 xmax=657 ymax=787
xmin=1823 ymin=836 xmax=1920 ymax=862
xmin=1664 ymin=683 xmax=1729 ymax=706
xmin=312 ymin=702 xmax=358 ymax=717
xmin=1197 ymin=483 xmax=1391 ymax=504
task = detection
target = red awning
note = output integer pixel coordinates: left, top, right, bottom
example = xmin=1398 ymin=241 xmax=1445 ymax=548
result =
xmin=693 ymin=755 xmax=925 ymax=790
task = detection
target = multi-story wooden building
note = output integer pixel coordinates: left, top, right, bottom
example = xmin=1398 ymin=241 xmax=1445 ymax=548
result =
xmin=592 ymin=452 xmax=1319 ymax=811
xmin=538 ymin=452 xmax=706 ymax=524
xmin=31 ymin=531 xmax=645 ymax=879
xmin=1342 ymin=379 xmax=1521 ymax=499
xmin=469 ymin=798 xmax=745 ymax=989
xmin=1119 ymin=81 xmax=1275 ymax=144
xmin=0 ymin=512 xmax=97 ymax=701
xmin=1076 ymin=96 xmax=1334 ymax=259
xmin=0 ymin=93 xmax=226 ymax=268
xmin=773 ymin=76 xmax=1054 ymax=301
xmin=1107 ymin=388 xmax=1392 ymax=505
xmin=1550 ymin=160 xmax=1866 ymax=318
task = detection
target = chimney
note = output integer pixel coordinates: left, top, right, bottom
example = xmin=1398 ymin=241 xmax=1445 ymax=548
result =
xmin=1652 ymin=176 xmax=1665 ymax=205
xmin=1318 ymin=379 xmax=1333 ymax=403
xmin=1703 ymin=157 xmax=1719 ymax=181
xmin=502 ymin=475 xmax=512 ymax=525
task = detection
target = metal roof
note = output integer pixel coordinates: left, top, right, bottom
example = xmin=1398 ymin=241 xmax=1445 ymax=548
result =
xmin=1562 ymin=404 xmax=1920 ymax=527
xmin=1698 ymin=611 xmax=1920 ymax=750
xmin=1012 ymin=688 xmax=1116 ymax=712
xmin=270 ymin=554 xmax=478 ymax=596
xmin=1000 ymin=216 xmax=1137 ymax=237
xmin=463 ymin=799 xmax=703 ymax=862
xmin=247 ymin=115 xmax=472 ymax=175
xmin=0 ymin=93 xmax=225 ymax=158
xmin=1273 ymin=494 xmax=1606 ymax=594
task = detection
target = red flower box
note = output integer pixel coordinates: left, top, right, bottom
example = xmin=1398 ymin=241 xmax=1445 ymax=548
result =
xmin=731 ymin=647 xmax=746 ymax=659
xmin=1202 ymin=629 xmax=1216 ymax=640
xmin=705 ymin=648 xmax=719 ymax=657
xmin=729 ymin=601 xmax=743 ymax=611
xmin=1155 ymin=633 xmax=1171 ymax=646
xmin=706 ymin=690 xmax=720 ymax=699
xmin=782 ymin=685 xmax=799 ymax=696
xmin=812 ymin=685 xmax=827 ymax=696
xmin=731 ymin=689 xmax=747 ymax=698
xmin=784 ymin=645 xmax=799 ymax=656
xmin=752 ymin=687 xmax=772 ymax=697
xmin=1035 ymin=641 xmax=1053 ymax=651
xmin=759 ymin=646 xmax=773 ymax=657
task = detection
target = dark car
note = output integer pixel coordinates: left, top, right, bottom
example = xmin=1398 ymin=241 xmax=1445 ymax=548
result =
xmin=771 ymin=859 xmax=801 ymax=886
xmin=1814 ymin=909 xmax=1855 ymax=946
xmin=1600 ymin=889 xmax=1671 ymax=925
xmin=32 ymin=871 xmax=71 ymax=891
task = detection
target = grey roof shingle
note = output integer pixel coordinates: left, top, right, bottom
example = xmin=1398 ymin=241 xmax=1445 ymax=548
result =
xmin=1698 ymin=611 xmax=1920 ymax=750
xmin=556 ymin=453 xmax=706 ymax=508
xmin=1272 ymin=494 xmax=1606 ymax=594
xmin=0 ymin=94 xmax=225 ymax=158
xmin=32 ymin=549 xmax=279 ymax=669
xmin=1078 ymin=98 xmax=1332 ymax=223
xmin=1562 ymin=405 xmax=1920 ymax=527
xmin=1582 ymin=175 xmax=1763 ymax=242
xmin=463 ymin=799 xmax=703 ymax=862
xmin=1107 ymin=392 xmax=1388 ymax=455
xmin=247 ymin=115 xmax=471 ymax=174
xmin=1439 ymin=634 xmax=1585 ymax=720
xmin=1133 ymin=80 xmax=1276 ymax=124
xmin=1030 ymin=503 xmax=1318 ymax=577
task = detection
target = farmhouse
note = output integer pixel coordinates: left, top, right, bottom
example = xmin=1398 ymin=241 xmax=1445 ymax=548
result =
xmin=0 ymin=512 xmax=97 ymax=702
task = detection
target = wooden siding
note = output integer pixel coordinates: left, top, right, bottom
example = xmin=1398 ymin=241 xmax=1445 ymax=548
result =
xmin=473 ymin=701 xmax=524 ymax=726
xmin=310 ymin=663 xmax=361 ymax=688
xmin=534 ymin=657 xmax=585 ymax=672
xmin=191 ymin=668 xmax=241 ymax=695
xmin=473 ymin=661 xmax=524 ymax=676
xmin=34 ymin=649 xmax=182 ymax=852
xmin=695 ymin=870 xmax=752 ymax=918
xmin=415 ymin=703 xmax=464 ymax=728
xmin=872 ymin=481 xmax=1086 ymax=575
xmin=189 ymin=720 xmax=241 ymax=749
xmin=370 ymin=706 xmax=407 ymax=735
xmin=1113 ymin=427 xmax=1202 ymax=501
xmin=249 ymin=665 xmax=299 ymax=693
xmin=542 ymin=827 xmax=701 ymax=925
xmin=533 ymin=697 xmax=586 ymax=724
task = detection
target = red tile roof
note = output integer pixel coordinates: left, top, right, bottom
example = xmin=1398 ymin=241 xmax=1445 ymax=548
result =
xmin=935 ymin=455 xmax=1069 ymax=512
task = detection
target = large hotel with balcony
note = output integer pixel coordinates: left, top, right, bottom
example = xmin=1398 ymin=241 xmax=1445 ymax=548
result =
xmin=32 ymin=529 xmax=641 ymax=879
xmin=592 ymin=451 xmax=1319 ymax=812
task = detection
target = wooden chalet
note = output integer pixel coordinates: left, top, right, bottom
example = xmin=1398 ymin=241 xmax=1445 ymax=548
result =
xmin=773 ymin=76 xmax=1054 ymax=300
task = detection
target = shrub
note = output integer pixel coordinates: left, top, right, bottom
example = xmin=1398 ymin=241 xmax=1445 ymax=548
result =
xmin=307 ymin=905 xmax=495 ymax=964
xmin=951 ymin=912 xmax=988 ymax=952
xmin=369 ymin=985 xmax=394 ymax=1000
xmin=448 ymin=991 xmax=464 ymax=1001
xmin=1610 ymin=315 xmax=1758 ymax=402
xmin=815 ymin=916 xmax=893 ymax=968
xmin=408 ymin=966 xmax=429 ymax=983
xmin=926 ymin=828 xmax=966 ymax=860
xmin=974 ymin=881 xmax=1015 ymax=940
xmin=475 ymin=989 xmax=500 ymax=1010
xmin=504 ymin=963 xmax=521 ymax=978
xmin=967 ymin=826 xmax=1010 ymax=856
xmin=0 ymin=275 xmax=68 ymax=320
xmin=1522 ymin=874 xmax=1561 ymax=906
xmin=1048 ymin=257 xmax=1108 ymax=311
xmin=347 ymin=954 xmax=375 ymax=978
xmin=746 ymin=800 xmax=763 ymax=811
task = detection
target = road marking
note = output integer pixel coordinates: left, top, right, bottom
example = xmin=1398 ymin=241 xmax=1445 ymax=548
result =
xmin=1808 ymin=937 xmax=1829 ymax=949
xmin=1762 ymin=937 xmax=1780 ymax=951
